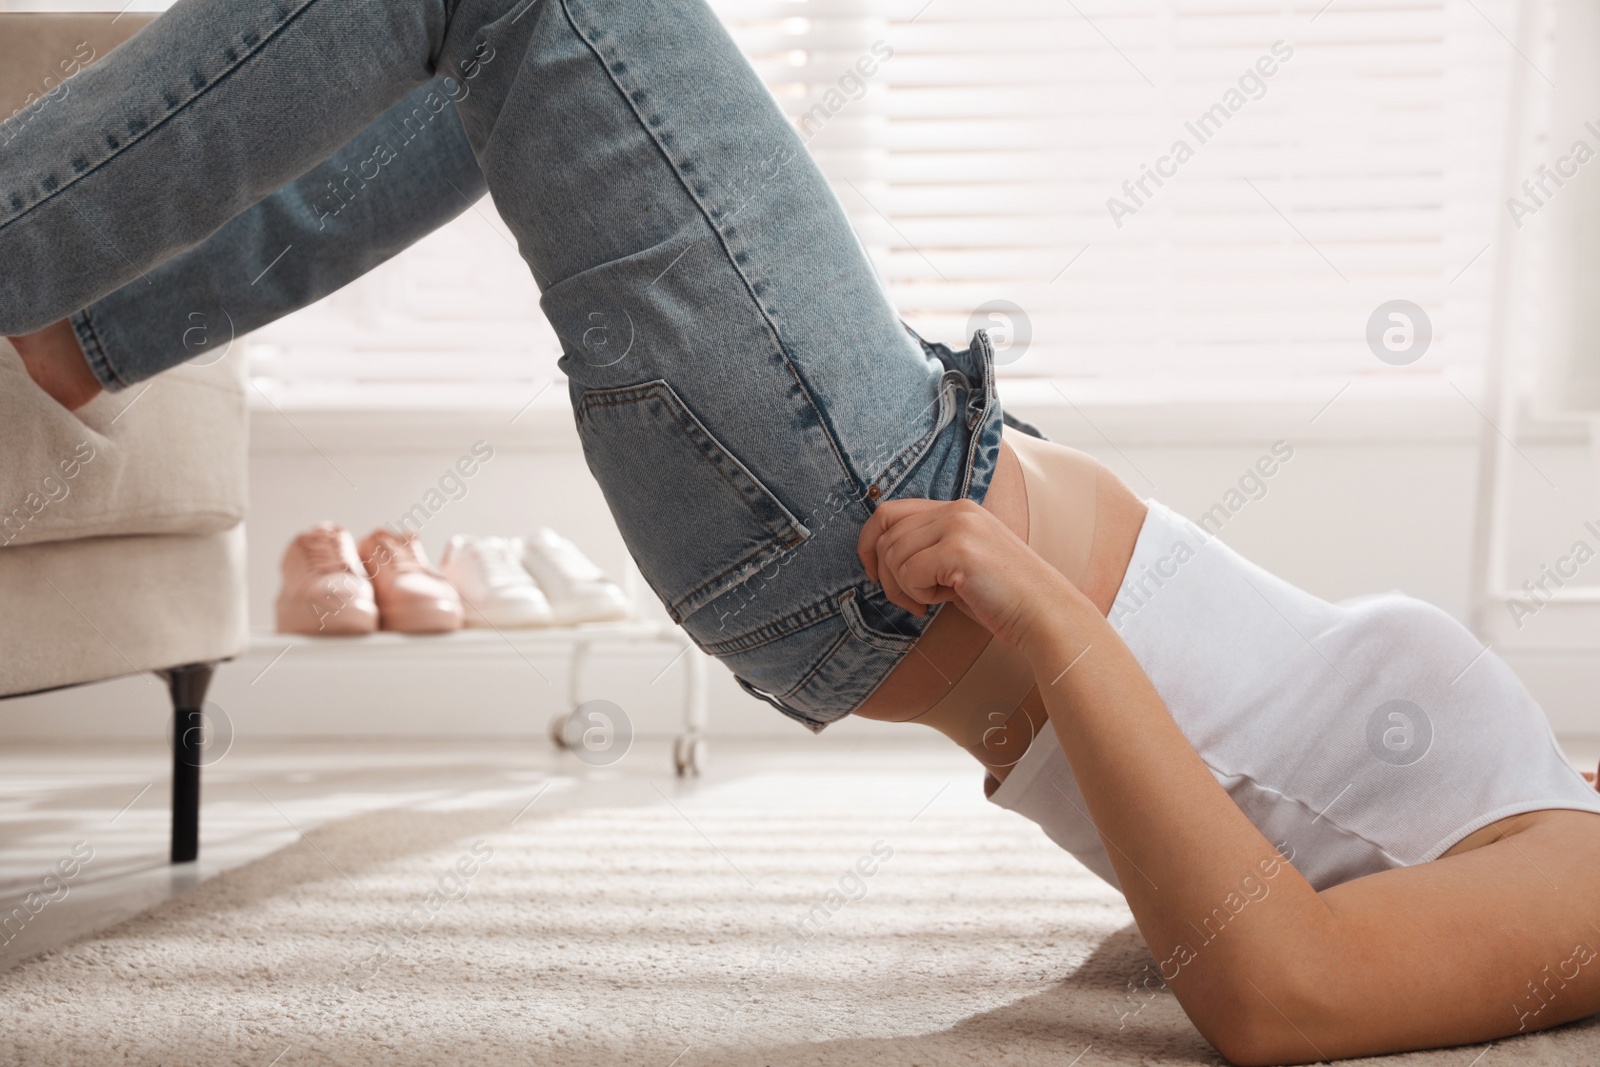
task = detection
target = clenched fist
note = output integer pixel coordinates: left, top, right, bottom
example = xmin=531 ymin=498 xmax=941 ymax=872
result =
xmin=856 ymin=497 xmax=1075 ymax=648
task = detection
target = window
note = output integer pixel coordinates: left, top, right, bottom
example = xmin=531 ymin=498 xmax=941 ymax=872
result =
xmin=848 ymin=0 xmax=1520 ymax=380
xmin=234 ymin=0 xmax=1526 ymax=399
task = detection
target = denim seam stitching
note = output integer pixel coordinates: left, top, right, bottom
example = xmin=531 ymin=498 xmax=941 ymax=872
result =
xmin=0 ymin=0 xmax=324 ymax=233
xmin=870 ymin=372 xmax=961 ymax=501
xmin=957 ymin=332 xmax=1000 ymax=502
xmin=838 ymin=589 xmax=915 ymax=652
xmin=699 ymin=603 xmax=835 ymax=657
xmin=557 ymin=0 xmax=861 ymax=496
xmin=675 ymin=539 xmax=805 ymax=625
xmin=579 ymin=382 xmax=807 ymax=622
xmin=779 ymin=628 xmax=853 ymax=701
xmin=697 ymin=591 xmax=842 ymax=657
xmin=580 ymin=387 xmax=811 ymax=545
xmin=69 ymin=308 xmax=126 ymax=390
xmin=735 ymin=676 xmax=825 ymax=729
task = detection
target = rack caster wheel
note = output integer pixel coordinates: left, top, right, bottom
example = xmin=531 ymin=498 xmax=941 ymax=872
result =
xmin=673 ymin=733 xmax=707 ymax=778
xmin=549 ymin=710 xmax=573 ymax=750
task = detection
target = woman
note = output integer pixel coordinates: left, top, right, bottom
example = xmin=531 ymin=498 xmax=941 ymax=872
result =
xmin=4 ymin=0 xmax=1598 ymax=1061
xmin=856 ymin=449 xmax=1600 ymax=1063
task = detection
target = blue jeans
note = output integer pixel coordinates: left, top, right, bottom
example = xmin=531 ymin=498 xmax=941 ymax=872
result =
xmin=0 ymin=0 xmax=1006 ymax=729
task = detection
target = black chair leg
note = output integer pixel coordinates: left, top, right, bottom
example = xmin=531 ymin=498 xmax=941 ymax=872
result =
xmin=164 ymin=662 xmax=217 ymax=864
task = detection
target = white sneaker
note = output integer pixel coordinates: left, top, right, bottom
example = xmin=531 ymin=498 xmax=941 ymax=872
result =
xmin=439 ymin=535 xmax=553 ymax=628
xmin=519 ymin=528 xmax=631 ymax=624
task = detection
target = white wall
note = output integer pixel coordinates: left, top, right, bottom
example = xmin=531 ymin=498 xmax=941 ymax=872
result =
xmin=4 ymin=380 xmax=1599 ymax=744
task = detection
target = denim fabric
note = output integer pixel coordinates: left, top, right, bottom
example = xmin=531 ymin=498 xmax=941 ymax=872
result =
xmin=68 ymin=80 xmax=490 ymax=389
xmin=0 ymin=0 xmax=1004 ymax=729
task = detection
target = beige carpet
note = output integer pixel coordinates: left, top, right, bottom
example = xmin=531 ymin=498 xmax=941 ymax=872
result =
xmin=1 ymin=783 xmax=1596 ymax=1066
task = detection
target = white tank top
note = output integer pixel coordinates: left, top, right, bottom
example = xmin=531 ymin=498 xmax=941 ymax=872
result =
xmin=988 ymin=501 xmax=1600 ymax=892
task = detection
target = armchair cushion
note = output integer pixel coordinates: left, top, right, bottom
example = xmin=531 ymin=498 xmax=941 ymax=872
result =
xmin=0 ymin=339 xmax=248 ymax=549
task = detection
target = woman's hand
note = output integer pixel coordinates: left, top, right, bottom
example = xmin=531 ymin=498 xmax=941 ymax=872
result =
xmin=856 ymin=497 xmax=1071 ymax=647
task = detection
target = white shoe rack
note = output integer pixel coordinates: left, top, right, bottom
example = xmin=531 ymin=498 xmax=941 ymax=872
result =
xmin=248 ymin=622 xmax=711 ymax=776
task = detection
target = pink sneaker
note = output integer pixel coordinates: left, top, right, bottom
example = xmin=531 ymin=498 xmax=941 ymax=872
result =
xmin=358 ymin=528 xmax=464 ymax=634
xmin=275 ymin=523 xmax=379 ymax=636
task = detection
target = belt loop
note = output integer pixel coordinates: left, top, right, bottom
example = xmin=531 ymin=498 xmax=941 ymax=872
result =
xmin=838 ymin=589 xmax=917 ymax=652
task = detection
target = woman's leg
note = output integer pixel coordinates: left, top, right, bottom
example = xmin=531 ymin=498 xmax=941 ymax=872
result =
xmin=10 ymin=77 xmax=487 ymax=403
xmin=2 ymin=0 xmax=999 ymax=720
xmin=0 ymin=0 xmax=455 ymax=334
xmin=75 ymin=78 xmax=488 ymax=390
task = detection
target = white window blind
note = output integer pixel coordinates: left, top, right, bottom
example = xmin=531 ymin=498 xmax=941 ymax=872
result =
xmin=851 ymin=0 xmax=1520 ymax=380
xmin=245 ymin=0 xmax=1523 ymax=400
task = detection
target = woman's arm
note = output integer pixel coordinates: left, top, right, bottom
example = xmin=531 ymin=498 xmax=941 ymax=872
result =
xmin=858 ymin=497 xmax=1600 ymax=1064
xmin=859 ymin=496 xmax=1336 ymax=1060
xmin=1015 ymin=565 xmax=1339 ymax=1057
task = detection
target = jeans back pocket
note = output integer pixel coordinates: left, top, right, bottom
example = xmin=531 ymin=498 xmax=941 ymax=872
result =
xmin=576 ymin=379 xmax=810 ymax=624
